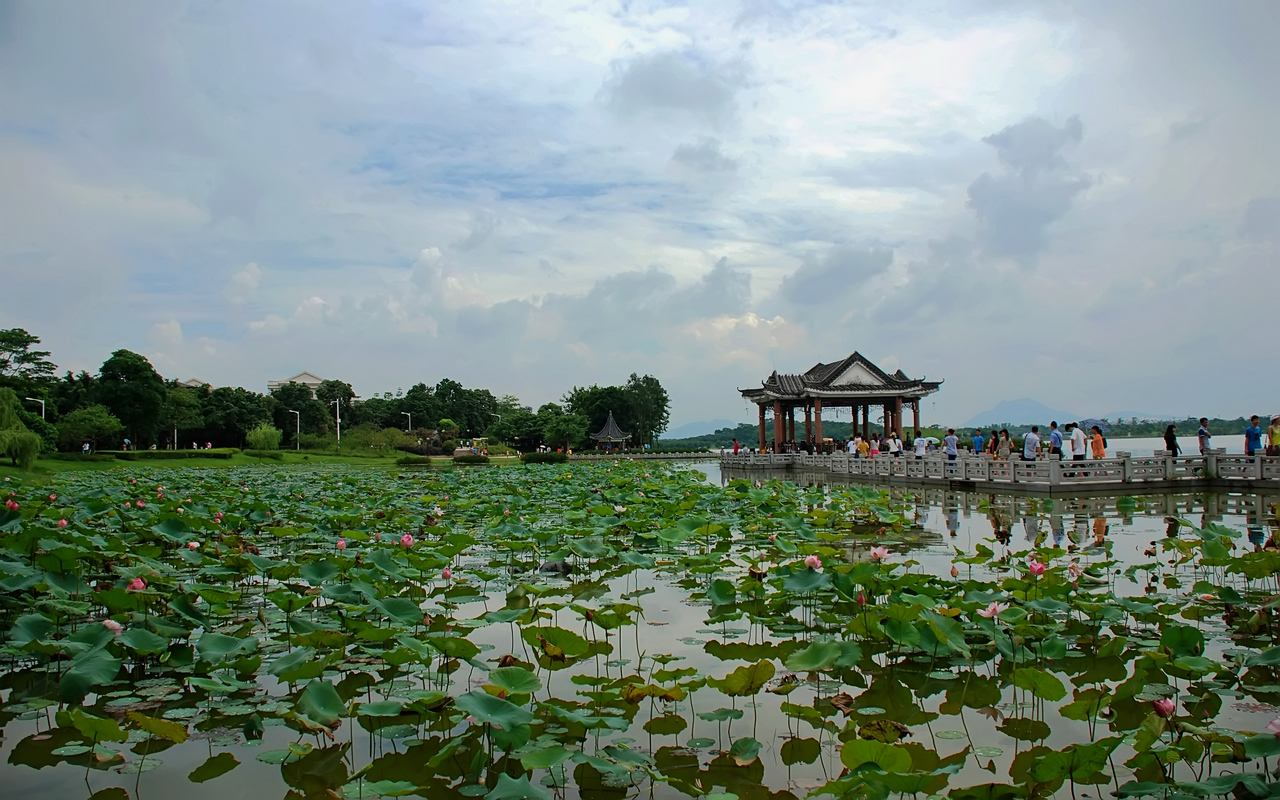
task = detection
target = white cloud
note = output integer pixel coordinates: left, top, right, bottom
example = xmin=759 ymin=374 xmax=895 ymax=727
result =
xmin=228 ymin=262 xmax=262 ymax=303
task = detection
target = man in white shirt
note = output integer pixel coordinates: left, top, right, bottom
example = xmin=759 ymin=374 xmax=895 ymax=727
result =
xmin=913 ymin=431 xmax=927 ymax=459
xmin=846 ymin=438 xmax=857 ymax=455
xmin=1069 ymin=423 xmax=1088 ymax=461
xmin=1022 ymin=426 xmax=1041 ymax=461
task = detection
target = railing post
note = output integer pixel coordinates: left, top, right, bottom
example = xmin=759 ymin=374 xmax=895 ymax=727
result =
xmin=1251 ymin=454 xmax=1263 ymax=480
xmin=1049 ymin=457 xmax=1061 ymax=486
xmin=1205 ymin=449 xmax=1220 ymax=479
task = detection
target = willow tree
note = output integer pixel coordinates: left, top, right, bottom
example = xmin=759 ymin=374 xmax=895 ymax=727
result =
xmin=0 ymin=388 xmax=41 ymax=469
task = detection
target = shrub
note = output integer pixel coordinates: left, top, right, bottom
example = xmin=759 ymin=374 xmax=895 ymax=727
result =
xmin=107 ymin=449 xmax=236 ymax=461
xmin=245 ymin=424 xmax=283 ymax=451
xmin=244 ymin=449 xmax=284 ymax=460
xmin=395 ymin=455 xmax=434 ymax=466
xmin=46 ymin=453 xmax=115 ymax=462
xmin=299 ymin=433 xmax=337 ymax=451
xmin=453 ymin=454 xmax=489 ymax=465
xmin=520 ymin=452 xmax=567 ymax=464
xmin=0 ymin=429 xmax=41 ymax=469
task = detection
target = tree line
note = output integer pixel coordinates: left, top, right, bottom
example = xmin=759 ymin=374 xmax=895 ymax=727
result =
xmin=0 ymin=328 xmax=670 ymax=461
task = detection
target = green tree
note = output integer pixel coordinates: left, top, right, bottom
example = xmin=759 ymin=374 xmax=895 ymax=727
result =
xmin=0 ymin=388 xmax=42 ymax=468
xmin=270 ymin=382 xmax=329 ymax=444
xmin=95 ymin=350 xmax=166 ymax=444
xmin=159 ymin=385 xmax=205 ymax=448
xmin=540 ymin=408 xmax=588 ymax=450
xmin=316 ymin=379 xmax=356 ymax=420
xmin=564 ymin=385 xmax=635 ymax=445
xmin=202 ymin=387 xmax=274 ymax=447
xmin=625 ymin=373 xmax=670 ymax=446
xmin=245 ymin=423 xmax=283 ymax=450
xmin=0 ymin=328 xmax=57 ymax=394
xmin=490 ymin=405 xmax=542 ymax=451
xmin=56 ymin=404 xmax=124 ymax=451
xmin=52 ymin=370 xmax=96 ymax=418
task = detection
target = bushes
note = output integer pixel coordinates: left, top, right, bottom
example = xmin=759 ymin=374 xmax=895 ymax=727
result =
xmin=453 ymin=454 xmax=489 ymax=465
xmin=107 ymin=449 xmax=237 ymax=461
xmin=395 ymin=455 xmax=434 ymax=466
xmin=0 ymin=430 xmax=41 ymax=469
xmin=245 ymin=424 xmax=283 ymax=451
xmin=46 ymin=453 xmax=115 ymax=462
xmin=244 ymin=449 xmax=284 ymax=460
xmin=520 ymin=452 xmax=567 ymax=464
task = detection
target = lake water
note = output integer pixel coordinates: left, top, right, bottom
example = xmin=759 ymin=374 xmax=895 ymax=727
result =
xmin=2 ymin=462 xmax=1279 ymax=799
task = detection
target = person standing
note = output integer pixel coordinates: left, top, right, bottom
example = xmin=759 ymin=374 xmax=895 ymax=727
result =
xmin=944 ymin=428 xmax=960 ymax=461
xmin=1244 ymin=415 xmax=1264 ymax=457
xmin=986 ymin=429 xmax=999 ymax=456
xmin=1163 ymin=424 xmax=1180 ymax=456
xmin=732 ymin=438 xmax=740 ymax=455
xmin=1048 ymin=421 xmax=1063 ymax=459
xmin=971 ymin=429 xmax=985 ymax=455
xmin=913 ymin=430 xmax=927 ymax=459
xmin=1268 ymin=415 xmax=1280 ymax=457
xmin=1197 ymin=418 xmax=1212 ymax=454
xmin=1070 ymin=422 xmax=1088 ymax=461
xmin=1022 ymin=426 xmax=1041 ymax=461
xmin=996 ymin=429 xmax=1012 ymax=460
xmin=1090 ymin=425 xmax=1107 ymax=458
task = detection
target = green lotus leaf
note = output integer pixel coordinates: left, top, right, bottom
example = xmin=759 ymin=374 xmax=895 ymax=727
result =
xmin=455 ymin=690 xmax=533 ymax=728
xmin=487 ymin=666 xmax=541 ymax=694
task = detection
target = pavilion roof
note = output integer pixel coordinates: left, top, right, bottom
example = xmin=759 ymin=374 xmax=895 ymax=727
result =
xmin=739 ymin=351 xmax=942 ymax=402
xmin=589 ymin=411 xmax=630 ymax=442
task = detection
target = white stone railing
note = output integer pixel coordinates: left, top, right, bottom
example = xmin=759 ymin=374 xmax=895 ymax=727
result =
xmin=718 ymin=448 xmax=1280 ymax=488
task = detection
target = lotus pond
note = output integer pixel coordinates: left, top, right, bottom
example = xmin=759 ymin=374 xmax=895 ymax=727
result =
xmin=2 ymin=462 xmax=1280 ymax=800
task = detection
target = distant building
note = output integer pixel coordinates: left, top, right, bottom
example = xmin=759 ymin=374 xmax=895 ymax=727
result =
xmin=268 ymin=371 xmax=326 ymax=398
xmin=177 ymin=378 xmax=211 ymax=389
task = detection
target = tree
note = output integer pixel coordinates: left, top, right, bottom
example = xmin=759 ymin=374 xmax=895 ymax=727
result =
xmin=159 ymin=386 xmax=205 ymax=448
xmin=0 ymin=328 xmax=56 ymax=394
xmin=316 ymin=379 xmax=356 ymax=417
xmin=245 ymin=424 xmax=283 ymax=450
xmin=564 ymin=385 xmax=635 ymax=445
xmin=625 ymin=373 xmax=670 ymax=446
xmin=0 ymin=388 xmax=42 ymax=468
xmin=95 ymin=350 xmax=166 ymax=444
xmin=540 ymin=408 xmax=588 ymax=450
xmin=270 ymin=382 xmax=329 ymax=444
xmin=51 ymin=370 xmax=96 ymax=418
xmin=56 ymin=404 xmax=124 ymax=451
xmin=202 ymin=387 xmax=274 ymax=447
xmin=490 ymin=406 xmax=542 ymax=451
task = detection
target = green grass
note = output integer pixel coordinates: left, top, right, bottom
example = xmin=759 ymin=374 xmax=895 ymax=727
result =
xmin=0 ymin=450 xmax=522 ymax=479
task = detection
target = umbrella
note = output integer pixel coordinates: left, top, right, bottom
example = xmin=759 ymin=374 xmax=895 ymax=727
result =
xmin=924 ymin=436 xmax=940 ymax=444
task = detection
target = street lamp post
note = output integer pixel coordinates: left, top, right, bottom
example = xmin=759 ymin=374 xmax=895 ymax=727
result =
xmin=24 ymin=397 xmax=44 ymax=420
xmin=288 ymin=409 xmax=300 ymax=451
xmin=401 ymin=411 xmax=411 ymax=432
xmin=331 ymin=400 xmax=341 ymax=444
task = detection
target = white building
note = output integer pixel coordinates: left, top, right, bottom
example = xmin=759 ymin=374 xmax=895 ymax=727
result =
xmin=267 ymin=371 xmax=326 ymax=397
xmin=177 ymin=377 xmax=211 ymax=389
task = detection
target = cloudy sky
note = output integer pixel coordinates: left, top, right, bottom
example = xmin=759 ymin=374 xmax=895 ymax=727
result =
xmin=2 ymin=1 xmax=1276 ymax=427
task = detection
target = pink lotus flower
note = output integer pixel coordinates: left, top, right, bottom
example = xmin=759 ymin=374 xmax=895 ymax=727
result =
xmin=186 ymin=541 xmax=199 ymax=550
xmin=48 ymin=493 xmax=57 ymax=503
xmin=135 ymin=500 xmax=146 ymax=509
xmin=126 ymin=577 xmax=147 ymax=592
xmin=614 ymin=505 xmax=626 ymax=514
xmin=102 ymin=619 xmax=123 ymax=636
xmin=949 ymin=564 xmax=959 ymax=578
xmin=431 ymin=505 xmax=444 ymax=517
xmin=1198 ymin=593 xmax=1215 ymax=602
xmin=442 ymin=567 xmax=453 ymax=580
xmin=4 ymin=499 xmax=18 ymax=511
xmin=868 ymin=546 xmax=889 ymax=562
xmin=503 ymin=509 xmax=511 ymax=516
xmin=400 ymin=533 xmax=414 ymax=548
xmin=856 ymin=591 xmax=867 ymax=606
xmin=1028 ymin=560 xmax=1047 ymax=577
xmin=977 ymin=601 xmax=1008 ymax=619
xmin=1068 ymin=562 xmax=1083 ymax=580
xmin=336 ymin=538 xmax=347 ymax=551
xmin=1266 ymin=718 xmax=1280 ymax=738
xmin=767 ymin=533 xmax=777 ymax=543
xmin=57 ymin=518 xmax=68 ymax=528
xmin=1152 ymin=698 xmax=1176 ymax=718
xmin=804 ymin=554 xmax=822 ymax=571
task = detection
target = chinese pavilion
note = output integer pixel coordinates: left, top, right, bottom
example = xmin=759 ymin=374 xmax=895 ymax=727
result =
xmin=738 ymin=352 xmax=942 ymax=451
xmin=589 ymin=411 xmax=630 ymax=450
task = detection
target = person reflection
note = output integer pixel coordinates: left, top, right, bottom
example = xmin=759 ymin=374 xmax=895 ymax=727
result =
xmin=1091 ymin=515 xmax=1109 ymax=548
xmin=1164 ymin=516 xmax=1180 ymax=538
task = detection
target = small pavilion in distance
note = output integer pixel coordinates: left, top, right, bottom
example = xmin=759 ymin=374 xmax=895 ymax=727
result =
xmin=739 ymin=352 xmax=942 ymax=452
xmin=589 ymin=411 xmax=630 ymax=451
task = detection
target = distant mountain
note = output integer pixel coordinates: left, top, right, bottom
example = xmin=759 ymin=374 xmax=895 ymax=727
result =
xmin=964 ymin=398 xmax=1079 ymax=428
xmin=661 ymin=419 xmax=743 ymax=439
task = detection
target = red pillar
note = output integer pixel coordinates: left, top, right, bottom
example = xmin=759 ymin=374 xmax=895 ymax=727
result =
xmin=892 ymin=397 xmax=904 ymax=435
xmin=773 ymin=400 xmax=784 ymax=452
xmin=862 ymin=405 xmax=870 ymax=440
xmin=757 ymin=403 xmax=766 ymax=451
xmin=803 ymin=403 xmax=812 ymax=442
xmin=813 ymin=399 xmax=823 ymax=447
xmin=912 ymin=401 xmax=920 ymax=434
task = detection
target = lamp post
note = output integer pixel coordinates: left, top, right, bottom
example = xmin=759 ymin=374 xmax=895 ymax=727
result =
xmin=331 ymin=399 xmax=341 ymax=444
xmin=288 ymin=409 xmax=300 ymax=451
xmin=401 ymin=411 xmax=411 ymax=432
xmin=24 ymin=397 xmax=45 ymax=420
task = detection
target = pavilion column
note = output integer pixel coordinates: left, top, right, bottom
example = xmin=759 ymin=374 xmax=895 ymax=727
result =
xmin=862 ymin=405 xmax=870 ymax=440
xmin=892 ymin=397 xmax=904 ymax=435
xmin=757 ymin=404 xmax=766 ymax=451
xmin=773 ymin=401 xmax=784 ymax=452
xmin=911 ymin=401 xmax=920 ymax=433
xmin=803 ymin=403 xmax=812 ymax=443
xmin=787 ymin=407 xmax=796 ymax=442
xmin=813 ymin=399 xmax=823 ymax=446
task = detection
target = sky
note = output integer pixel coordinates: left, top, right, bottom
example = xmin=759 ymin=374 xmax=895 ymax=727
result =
xmin=1 ymin=0 xmax=1277 ymax=428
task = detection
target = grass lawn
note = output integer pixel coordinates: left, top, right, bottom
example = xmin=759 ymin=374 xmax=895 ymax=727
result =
xmin=0 ymin=451 xmax=521 ymax=480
